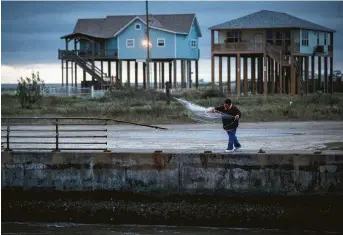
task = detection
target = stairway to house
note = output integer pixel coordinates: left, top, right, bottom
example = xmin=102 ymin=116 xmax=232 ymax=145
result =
xmin=265 ymin=43 xmax=290 ymax=67
xmin=70 ymin=52 xmax=110 ymax=84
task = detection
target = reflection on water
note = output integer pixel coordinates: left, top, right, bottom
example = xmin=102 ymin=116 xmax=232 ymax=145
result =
xmin=1 ymin=222 xmax=337 ymax=235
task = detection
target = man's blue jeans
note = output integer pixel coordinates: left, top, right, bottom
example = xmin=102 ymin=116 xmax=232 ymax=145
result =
xmin=226 ymin=129 xmax=241 ymax=150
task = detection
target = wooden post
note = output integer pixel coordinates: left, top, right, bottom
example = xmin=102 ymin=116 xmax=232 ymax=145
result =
xmin=279 ymin=64 xmax=283 ymax=94
xmin=173 ymin=60 xmax=177 ymax=89
xmin=169 ymin=61 xmax=172 ymax=84
xmin=330 ymin=56 xmax=333 ymax=94
xmin=305 ymin=56 xmax=309 ymax=94
xmin=267 ymin=57 xmax=271 ymax=94
xmin=243 ymin=56 xmax=248 ymax=96
xmin=236 ymin=54 xmax=241 ymax=97
xmin=258 ymin=57 xmax=263 ymax=94
xmin=219 ymin=56 xmax=223 ymax=95
xmin=75 ymin=62 xmax=77 ymax=87
xmin=119 ymin=60 xmax=123 ymax=86
xmin=161 ymin=62 xmax=165 ymax=89
xmin=263 ymin=54 xmax=268 ymax=96
xmin=66 ymin=61 xmax=69 ymax=86
xmin=116 ymin=60 xmax=119 ymax=81
xmin=195 ymin=60 xmax=199 ymax=89
xmin=329 ymin=32 xmax=334 ymax=94
xmin=71 ymin=61 xmax=74 ymax=87
xmin=181 ymin=60 xmax=185 ymax=88
xmin=318 ymin=56 xmax=322 ymax=91
xmin=143 ymin=62 xmax=146 ymax=89
xmin=135 ymin=61 xmax=138 ymax=88
xmin=61 ymin=60 xmax=64 ymax=86
xmin=211 ymin=30 xmax=215 ymax=88
xmin=92 ymin=42 xmax=95 ymax=83
xmin=100 ymin=61 xmax=103 ymax=81
xmin=271 ymin=59 xmax=275 ymax=94
xmin=83 ymin=69 xmax=86 ymax=83
xmin=188 ymin=60 xmax=192 ymax=89
xmin=127 ymin=61 xmax=131 ymax=88
xmin=227 ymin=57 xmax=231 ymax=95
xmin=154 ymin=62 xmax=157 ymax=89
xmin=297 ymin=56 xmax=302 ymax=95
xmin=108 ymin=61 xmax=111 ymax=78
xmin=324 ymin=57 xmax=328 ymax=93
xmin=251 ymin=56 xmax=256 ymax=95
xmin=312 ymin=56 xmax=316 ymax=93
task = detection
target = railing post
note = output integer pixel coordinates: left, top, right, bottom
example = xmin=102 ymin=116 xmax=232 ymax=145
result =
xmin=104 ymin=119 xmax=110 ymax=152
xmin=5 ymin=123 xmax=11 ymax=152
xmin=55 ymin=119 xmax=60 ymax=152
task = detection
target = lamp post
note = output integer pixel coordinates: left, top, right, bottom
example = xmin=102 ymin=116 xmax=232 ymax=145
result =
xmin=145 ymin=0 xmax=150 ymax=89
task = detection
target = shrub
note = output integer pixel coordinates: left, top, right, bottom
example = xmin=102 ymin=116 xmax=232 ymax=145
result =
xmin=16 ymin=72 xmax=46 ymax=109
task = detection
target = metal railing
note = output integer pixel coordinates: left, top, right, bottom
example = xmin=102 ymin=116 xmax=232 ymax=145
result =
xmin=1 ymin=117 xmax=110 ymax=152
xmin=213 ymin=42 xmax=264 ymax=53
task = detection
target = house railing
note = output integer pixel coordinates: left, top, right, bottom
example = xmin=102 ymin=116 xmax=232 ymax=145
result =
xmin=1 ymin=117 xmax=109 ymax=152
xmin=58 ymin=49 xmax=118 ymax=59
xmin=212 ymin=41 xmax=264 ymax=53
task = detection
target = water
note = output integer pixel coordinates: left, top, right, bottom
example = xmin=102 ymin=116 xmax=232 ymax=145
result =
xmin=1 ymin=223 xmax=335 ymax=235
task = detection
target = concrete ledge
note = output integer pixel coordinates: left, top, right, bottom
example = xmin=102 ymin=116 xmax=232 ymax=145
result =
xmin=2 ymin=151 xmax=343 ymax=195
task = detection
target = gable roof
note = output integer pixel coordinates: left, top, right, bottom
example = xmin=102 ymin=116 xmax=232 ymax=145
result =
xmin=62 ymin=13 xmax=201 ymax=39
xmin=209 ymin=10 xmax=336 ymax=33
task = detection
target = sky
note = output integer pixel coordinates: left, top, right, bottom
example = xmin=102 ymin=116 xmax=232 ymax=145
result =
xmin=1 ymin=0 xmax=343 ymax=84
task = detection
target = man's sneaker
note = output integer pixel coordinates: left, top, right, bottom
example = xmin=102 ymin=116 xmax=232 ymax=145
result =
xmin=234 ymin=146 xmax=241 ymax=151
xmin=225 ymin=149 xmax=235 ymax=153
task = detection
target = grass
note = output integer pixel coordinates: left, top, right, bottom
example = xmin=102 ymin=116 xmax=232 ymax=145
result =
xmin=1 ymin=88 xmax=343 ymax=125
xmin=321 ymin=142 xmax=343 ymax=151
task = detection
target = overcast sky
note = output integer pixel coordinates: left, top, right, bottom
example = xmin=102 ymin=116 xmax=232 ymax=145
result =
xmin=1 ymin=1 xmax=342 ymax=84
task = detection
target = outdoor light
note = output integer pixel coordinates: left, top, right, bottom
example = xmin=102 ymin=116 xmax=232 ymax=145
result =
xmin=142 ymin=39 xmax=152 ymax=48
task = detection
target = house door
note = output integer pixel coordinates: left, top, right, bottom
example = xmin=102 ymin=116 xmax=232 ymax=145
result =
xmin=255 ymin=34 xmax=263 ymax=53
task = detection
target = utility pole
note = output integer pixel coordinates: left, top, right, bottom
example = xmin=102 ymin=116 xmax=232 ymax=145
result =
xmin=146 ymin=0 xmax=150 ymax=88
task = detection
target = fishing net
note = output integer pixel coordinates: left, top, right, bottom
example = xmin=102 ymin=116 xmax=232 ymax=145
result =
xmin=174 ymin=98 xmax=232 ymax=123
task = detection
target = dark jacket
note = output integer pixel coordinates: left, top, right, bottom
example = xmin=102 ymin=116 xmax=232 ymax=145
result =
xmin=214 ymin=105 xmax=242 ymax=130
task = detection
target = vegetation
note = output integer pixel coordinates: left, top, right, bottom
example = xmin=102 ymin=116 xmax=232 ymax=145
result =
xmin=2 ymin=87 xmax=343 ymax=124
xmin=16 ymin=72 xmax=46 ymax=109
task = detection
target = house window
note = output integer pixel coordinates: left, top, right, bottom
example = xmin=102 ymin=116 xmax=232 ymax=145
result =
xmin=191 ymin=39 xmax=196 ymax=48
xmin=324 ymin=33 xmax=327 ymax=45
xmin=126 ymin=39 xmax=135 ymax=48
xmin=226 ymin=31 xmax=242 ymax=43
xmin=157 ymin=38 xmax=165 ymax=47
xmin=135 ymin=23 xmax=141 ymax=30
xmin=302 ymin=30 xmax=309 ymax=46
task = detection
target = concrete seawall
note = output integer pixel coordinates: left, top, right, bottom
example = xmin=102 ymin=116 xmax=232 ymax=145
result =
xmin=2 ymin=151 xmax=343 ymax=194
xmin=2 ymin=151 xmax=343 ymax=231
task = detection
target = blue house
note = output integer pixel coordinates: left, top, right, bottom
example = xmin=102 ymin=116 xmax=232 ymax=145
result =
xmin=209 ymin=10 xmax=336 ymax=96
xmin=59 ymin=14 xmax=202 ymax=89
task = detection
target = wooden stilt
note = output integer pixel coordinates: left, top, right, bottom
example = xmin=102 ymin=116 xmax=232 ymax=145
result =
xmin=318 ymin=56 xmax=322 ymax=91
xmin=312 ymin=56 xmax=316 ymax=93
xmin=154 ymin=62 xmax=157 ymax=89
xmin=61 ymin=59 xmax=64 ymax=86
xmin=305 ymin=56 xmax=309 ymax=94
xmin=135 ymin=61 xmax=138 ymax=88
xmin=243 ymin=56 xmax=248 ymax=96
xmin=143 ymin=62 xmax=146 ymax=89
xmin=329 ymin=56 xmax=333 ymax=94
xmin=162 ymin=62 xmax=165 ymax=89
xmin=219 ymin=56 xmax=223 ymax=95
xmin=195 ymin=60 xmax=199 ymax=89
xmin=258 ymin=57 xmax=263 ymax=94
xmin=251 ymin=56 xmax=256 ymax=95
xmin=169 ymin=61 xmax=172 ymax=84
xmin=66 ymin=61 xmax=69 ymax=86
xmin=324 ymin=56 xmax=328 ymax=93
xmin=263 ymin=54 xmax=268 ymax=96
xmin=227 ymin=57 xmax=231 ymax=95
xmin=75 ymin=62 xmax=77 ymax=87
xmin=173 ymin=60 xmax=177 ymax=89
xmin=236 ymin=54 xmax=241 ymax=97
xmin=127 ymin=61 xmax=131 ymax=88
